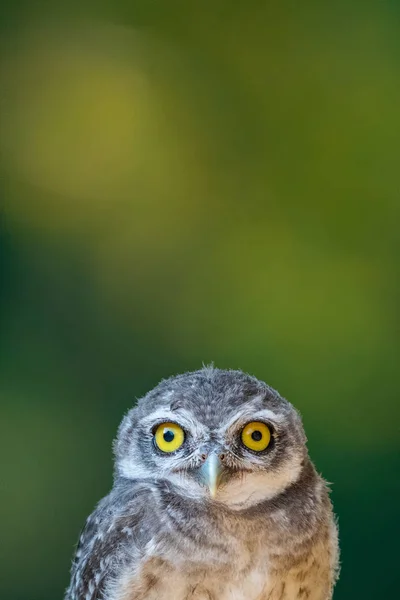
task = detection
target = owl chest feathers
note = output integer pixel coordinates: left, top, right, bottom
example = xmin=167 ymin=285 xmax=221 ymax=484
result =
xmin=108 ymin=486 xmax=335 ymax=600
xmin=113 ymin=533 xmax=271 ymax=600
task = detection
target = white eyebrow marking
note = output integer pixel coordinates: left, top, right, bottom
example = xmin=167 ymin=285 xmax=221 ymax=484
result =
xmin=251 ymin=408 xmax=286 ymax=423
xmin=216 ymin=402 xmax=286 ymax=436
xmin=140 ymin=408 xmax=209 ymax=437
xmin=140 ymin=408 xmax=179 ymax=425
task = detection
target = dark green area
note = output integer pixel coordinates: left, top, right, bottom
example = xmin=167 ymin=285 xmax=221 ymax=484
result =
xmin=1 ymin=2 xmax=399 ymax=599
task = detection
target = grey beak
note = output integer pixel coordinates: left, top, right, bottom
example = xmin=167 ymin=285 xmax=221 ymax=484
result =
xmin=200 ymin=453 xmax=224 ymax=498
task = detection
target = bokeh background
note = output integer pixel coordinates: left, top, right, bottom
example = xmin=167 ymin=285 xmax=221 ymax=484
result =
xmin=1 ymin=1 xmax=399 ymax=599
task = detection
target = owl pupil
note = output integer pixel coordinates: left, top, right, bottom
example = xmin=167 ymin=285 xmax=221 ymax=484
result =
xmin=251 ymin=430 xmax=262 ymax=442
xmin=163 ymin=430 xmax=174 ymax=443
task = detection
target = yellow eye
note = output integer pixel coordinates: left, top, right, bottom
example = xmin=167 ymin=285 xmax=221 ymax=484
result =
xmin=241 ymin=421 xmax=271 ymax=452
xmin=154 ymin=422 xmax=185 ymax=453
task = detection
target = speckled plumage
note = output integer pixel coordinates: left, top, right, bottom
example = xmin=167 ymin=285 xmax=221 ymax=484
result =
xmin=65 ymin=367 xmax=339 ymax=600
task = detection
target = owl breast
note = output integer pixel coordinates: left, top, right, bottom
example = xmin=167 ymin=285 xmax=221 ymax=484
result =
xmin=114 ymin=558 xmax=271 ymax=600
xmin=110 ymin=528 xmax=334 ymax=600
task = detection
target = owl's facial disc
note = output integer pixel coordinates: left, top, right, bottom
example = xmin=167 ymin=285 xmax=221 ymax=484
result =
xmin=134 ymin=407 xmax=303 ymax=508
xmin=143 ymin=413 xmax=303 ymax=508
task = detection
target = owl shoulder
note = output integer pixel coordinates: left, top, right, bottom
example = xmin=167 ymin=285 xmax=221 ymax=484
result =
xmin=65 ymin=478 xmax=159 ymax=600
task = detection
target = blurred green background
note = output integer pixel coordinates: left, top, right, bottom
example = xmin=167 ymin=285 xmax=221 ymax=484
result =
xmin=1 ymin=1 xmax=399 ymax=599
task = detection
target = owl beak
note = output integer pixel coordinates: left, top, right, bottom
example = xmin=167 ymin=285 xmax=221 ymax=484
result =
xmin=201 ymin=453 xmax=224 ymax=498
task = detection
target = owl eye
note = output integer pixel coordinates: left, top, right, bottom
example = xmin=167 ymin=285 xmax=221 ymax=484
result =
xmin=241 ymin=421 xmax=271 ymax=452
xmin=154 ymin=422 xmax=185 ymax=453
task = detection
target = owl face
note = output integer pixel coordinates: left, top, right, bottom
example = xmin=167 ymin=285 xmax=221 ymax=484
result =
xmin=115 ymin=368 xmax=307 ymax=509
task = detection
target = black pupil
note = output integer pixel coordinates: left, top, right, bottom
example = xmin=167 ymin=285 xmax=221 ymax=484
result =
xmin=251 ymin=430 xmax=263 ymax=442
xmin=163 ymin=429 xmax=175 ymax=443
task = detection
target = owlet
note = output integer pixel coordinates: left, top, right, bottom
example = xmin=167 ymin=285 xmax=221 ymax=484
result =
xmin=65 ymin=367 xmax=339 ymax=600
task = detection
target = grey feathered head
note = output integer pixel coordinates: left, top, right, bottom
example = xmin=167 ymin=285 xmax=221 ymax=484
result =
xmin=114 ymin=367 xmax=308 ymax=510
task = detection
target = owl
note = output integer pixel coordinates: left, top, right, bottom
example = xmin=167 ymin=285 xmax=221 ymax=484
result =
xmin=65 ymin=367 xmax=339 ymax=600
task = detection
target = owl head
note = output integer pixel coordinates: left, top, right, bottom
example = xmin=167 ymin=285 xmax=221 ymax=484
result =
xmin=114 ymin=367 xmax=308 ymax=509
